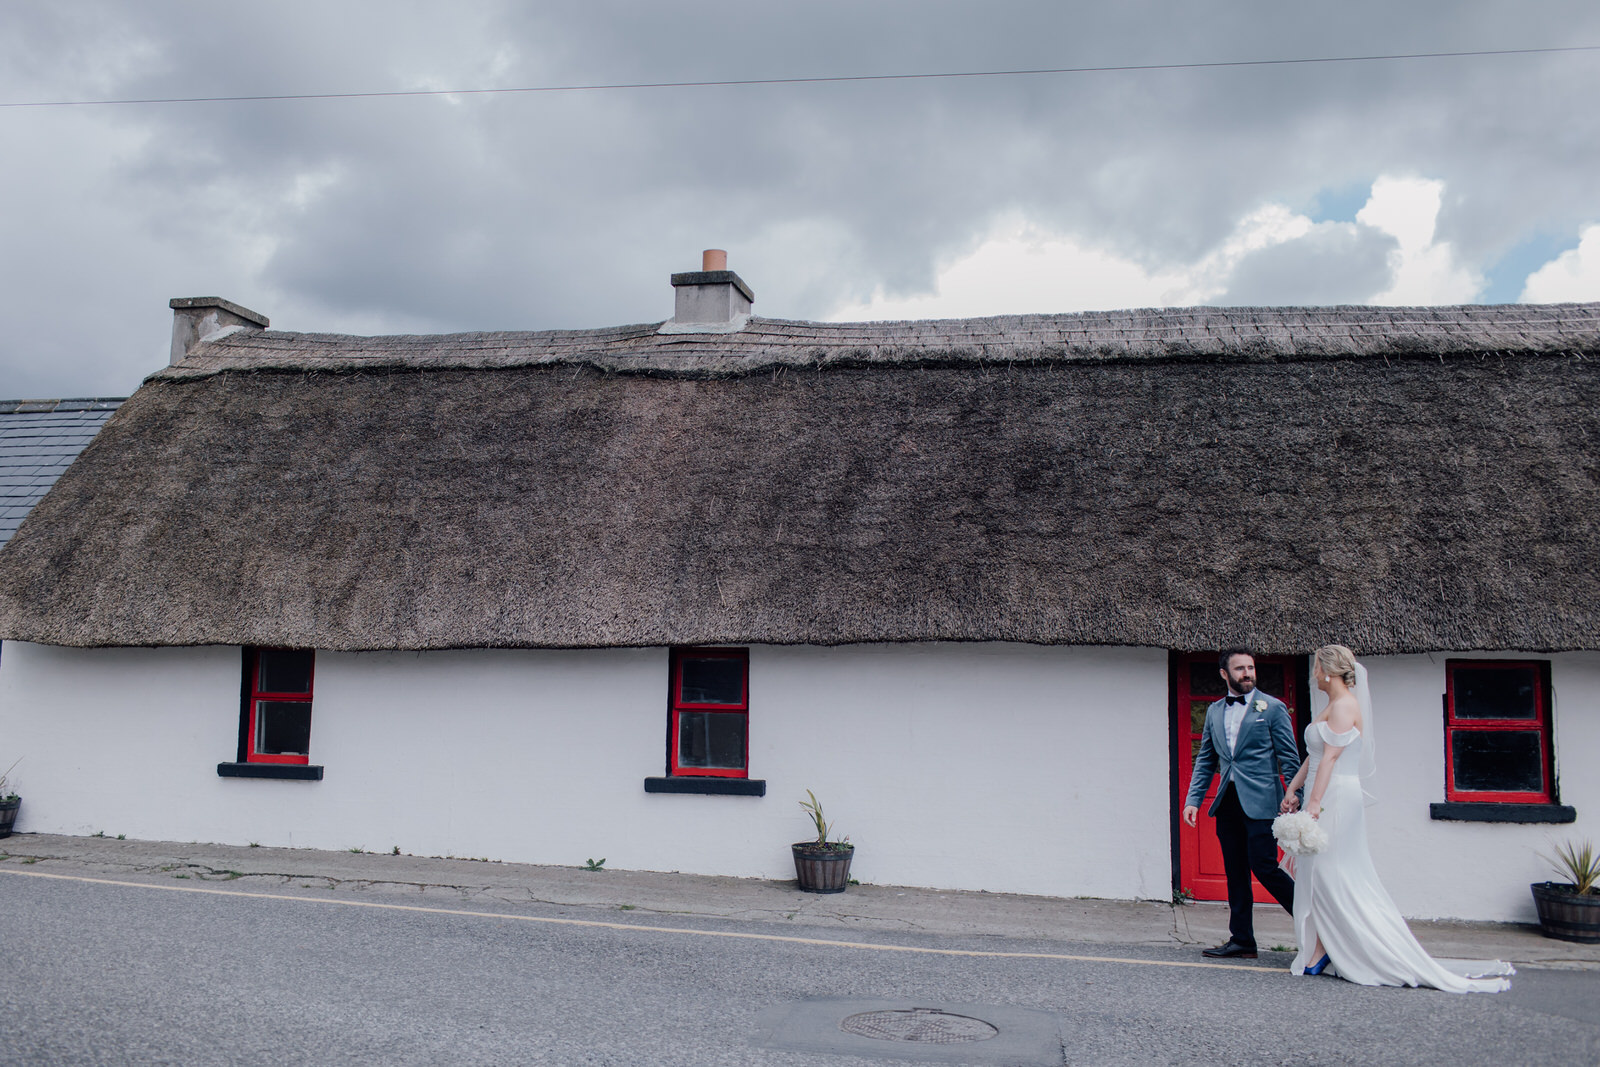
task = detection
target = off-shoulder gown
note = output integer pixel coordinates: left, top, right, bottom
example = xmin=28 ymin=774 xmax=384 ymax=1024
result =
xmin=1291 ymin=720 xmax=1514 ymax=992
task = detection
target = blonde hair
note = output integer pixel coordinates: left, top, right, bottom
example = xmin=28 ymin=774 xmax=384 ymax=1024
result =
xmin=1314 ymin=644 xmax=1359 ymax=688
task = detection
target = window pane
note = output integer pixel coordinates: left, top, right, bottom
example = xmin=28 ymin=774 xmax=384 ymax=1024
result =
xmin=258 ymin=650 xmax=313 ymax=696
xmin=1454 ymin=666 xmax=1538 ymax=720
xmin=1188 ymin=661 xmax=1225 ymax=696
xmin=1452 ymin=730 xmax=1543 ymax=793
xmin=677 ymin=711 xmax=747 ymax=770
xmin=256 ymin=701 xmax=312 ymax=756
xmin=1256 ymin=663 xmax=1286 ymax=700
xmin=1190 ymin=701 xmax=1209 ymax=760
xmin=680 ymin=657 xmax=743 ymax=705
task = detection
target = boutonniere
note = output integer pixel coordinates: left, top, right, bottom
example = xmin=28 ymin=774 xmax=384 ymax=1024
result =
xmin=1253 ymin=699 xmax=1268 ymax=713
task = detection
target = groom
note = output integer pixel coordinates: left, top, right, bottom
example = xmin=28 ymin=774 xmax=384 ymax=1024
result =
xmin=1183 ymin=648 xmax=1300 ymax=959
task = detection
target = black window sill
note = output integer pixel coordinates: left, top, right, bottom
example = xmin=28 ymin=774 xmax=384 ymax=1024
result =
xmin=1429 ymin=802 xmax=1574 ymax=824
xmin=217 ymin=762 xmax=324 ymax=781
xmin=644 ymin=776 xmax=765 ymax=797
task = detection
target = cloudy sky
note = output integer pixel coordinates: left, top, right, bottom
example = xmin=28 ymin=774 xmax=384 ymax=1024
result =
xmin=3 ymin=1 xmax=1598 ymax=398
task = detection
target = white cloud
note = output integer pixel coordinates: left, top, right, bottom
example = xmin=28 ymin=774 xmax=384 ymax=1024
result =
xmin=1356 ymin=176 xmax=1480 ymax=304
xmin=1183 ymin=204 xmax=1328 ymax=303
xmin=829 ymin=175 xmax=1496 ymax=320
xmin=827 ymin=216 xmax=1193 ymax=320
xmin=1521 ymin=224 xmax=1600 ymax=303
xmin=825 ymin=205 xmax=1348 ymax=320
xmin=830 ymin=204 xmax=1357 ymax=320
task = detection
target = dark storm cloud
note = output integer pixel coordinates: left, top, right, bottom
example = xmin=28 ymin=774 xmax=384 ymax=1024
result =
xmin=1217 ymin=225 xmax=1398 ymax=306
xmin=1 ymin=1 xmax=1598 ymax=396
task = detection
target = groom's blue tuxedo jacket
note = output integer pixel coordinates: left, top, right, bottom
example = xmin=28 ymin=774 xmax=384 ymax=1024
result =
xmin=1185 ymin=690 xmax=1301 ymax=821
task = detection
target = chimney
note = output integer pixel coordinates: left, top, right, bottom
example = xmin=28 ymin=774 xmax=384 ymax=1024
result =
xmin=168 ymin=297 xmax=270 ymax=364
xmin=661 ymin=249 xmax=754 ymax=334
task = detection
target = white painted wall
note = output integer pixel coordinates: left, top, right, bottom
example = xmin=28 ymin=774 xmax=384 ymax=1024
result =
xmin=754 ymin=644 xmax=1171 ymax=899
xmin=1361 ymin=652 xmax=1598 ymax=922
xmin=3 ymin=641 xmax=1586 ymax=919
xmin=0 ymin=642 xmax=1171 ymax=901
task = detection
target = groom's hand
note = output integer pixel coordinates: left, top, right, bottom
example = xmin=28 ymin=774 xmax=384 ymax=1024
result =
xmin=1182 ymin=805 xmax=1198 ymax=827
xmin=1279 ymin=794 xmax=1299 ymax=813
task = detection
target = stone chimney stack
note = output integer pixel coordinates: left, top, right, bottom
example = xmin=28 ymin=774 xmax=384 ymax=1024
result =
xmin=661 ymin=249 xmax=754 ymax=334
xmin=168 ymin=297 xmax=270 ymax=364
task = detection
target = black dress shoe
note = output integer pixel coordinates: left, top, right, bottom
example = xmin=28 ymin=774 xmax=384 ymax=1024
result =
xmin=1202 ymin=940 xmax=1258 ymax=959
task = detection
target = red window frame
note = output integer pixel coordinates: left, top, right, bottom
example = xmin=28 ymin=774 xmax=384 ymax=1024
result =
xmin=244 ymin=647 xmax=315 ymax=766
xmin=1443 ymin=659 xmax=1553 ymax=803
xmin=668 ymin=647 xmax=749 ymax=778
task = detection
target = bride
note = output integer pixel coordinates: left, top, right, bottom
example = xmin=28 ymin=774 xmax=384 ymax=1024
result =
xmin=1280 ymin=644 xmax=1514 ymax=992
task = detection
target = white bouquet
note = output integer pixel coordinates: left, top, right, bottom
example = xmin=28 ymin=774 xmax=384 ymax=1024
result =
xmin=1272 ymin=810 xmax=1329 ymax=856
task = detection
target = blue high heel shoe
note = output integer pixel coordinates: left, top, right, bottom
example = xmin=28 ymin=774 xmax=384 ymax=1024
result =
xmin=1304 ymin=953 xmax=1332 ymax=976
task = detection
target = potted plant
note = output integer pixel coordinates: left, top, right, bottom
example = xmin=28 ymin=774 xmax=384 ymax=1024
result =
xmin=1531 ymin=838 xmax=1600 ymax=943
xmin=0 ymin=758 xmax=20 ymax=839
xmin=792 ymin=790 xmax=854 ymax=893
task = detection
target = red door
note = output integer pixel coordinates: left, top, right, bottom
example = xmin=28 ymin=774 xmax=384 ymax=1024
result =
xmin=1175 ymin=652 xmax=1307 ymax=902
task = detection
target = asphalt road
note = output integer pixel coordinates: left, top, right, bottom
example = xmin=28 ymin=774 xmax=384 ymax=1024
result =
xmin=1 ymin=870 xmax=1595 ymax=1066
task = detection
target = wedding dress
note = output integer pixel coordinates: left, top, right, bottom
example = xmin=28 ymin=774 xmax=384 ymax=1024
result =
xmin=1290 ymin=721 xmax=1513 ymax=992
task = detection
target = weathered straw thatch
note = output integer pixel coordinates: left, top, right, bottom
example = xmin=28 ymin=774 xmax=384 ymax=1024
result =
xmin=1 ymin=303 xmax=1597 ymax=654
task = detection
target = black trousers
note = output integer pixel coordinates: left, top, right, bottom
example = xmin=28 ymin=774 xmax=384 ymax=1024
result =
xmin=1212 ymin=783 xmax=1295 ymax=948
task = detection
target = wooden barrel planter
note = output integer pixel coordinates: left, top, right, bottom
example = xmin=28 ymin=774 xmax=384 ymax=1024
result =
xmin=0 ymin=797 xmax=19 ymax=839
xmin=792 ymin=843 xmax=854 ymax=893
xmin=1531 ymin=882 xmax=1600 ymax=943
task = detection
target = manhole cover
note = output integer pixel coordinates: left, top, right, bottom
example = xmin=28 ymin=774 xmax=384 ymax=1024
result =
xmin=839 ymin=1008 xmax=999 ymax=1044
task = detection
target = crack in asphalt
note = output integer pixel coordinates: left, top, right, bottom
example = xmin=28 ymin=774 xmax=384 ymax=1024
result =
xmin=1170 ymin=902 xmax=1199 ymax=945
xmin=4 ymin=852 xmax=513 ymax=898
xmin=0 ymin=849 xmax=1212 ymax=942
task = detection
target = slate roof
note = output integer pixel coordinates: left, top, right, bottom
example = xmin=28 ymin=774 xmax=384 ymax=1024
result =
xmin=0 ymin=399 xmax=123 ymax=547
xmin=0 ymin=303 xmax=1597 ymax=654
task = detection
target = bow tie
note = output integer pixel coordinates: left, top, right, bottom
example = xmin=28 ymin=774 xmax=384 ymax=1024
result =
xmin=1225 ymin=694 xmax=1248 ymax=706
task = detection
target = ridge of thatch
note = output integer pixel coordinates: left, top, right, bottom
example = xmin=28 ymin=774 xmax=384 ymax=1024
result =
xmin=155 ymin=303 xmax=1600 ymax=380
xmin=2 ymin=302 xmax=1598 ymax=654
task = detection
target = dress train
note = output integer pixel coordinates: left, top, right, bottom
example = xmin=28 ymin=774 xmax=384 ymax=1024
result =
xmin=1290 ymin=723 xmax=1512 ymax=993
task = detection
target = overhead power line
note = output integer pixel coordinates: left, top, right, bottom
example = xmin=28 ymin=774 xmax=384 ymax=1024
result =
xmin=3 ymin=43 xmax=1596 ymax=109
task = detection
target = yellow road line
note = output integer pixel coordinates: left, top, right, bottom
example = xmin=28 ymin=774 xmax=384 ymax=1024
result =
xmin=0 ymin=866 xmax=1282 ymax=974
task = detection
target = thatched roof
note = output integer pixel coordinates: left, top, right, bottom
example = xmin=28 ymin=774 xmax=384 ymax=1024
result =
xmin=2 ymin=303 xmax=1598 ymax=654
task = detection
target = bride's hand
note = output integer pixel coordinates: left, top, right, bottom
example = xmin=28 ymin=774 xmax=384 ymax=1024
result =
xmin=1306 ymin=800 xmax=1322 ymax=819
xmin=1279 ymin=795 xmax=1298 ymax=814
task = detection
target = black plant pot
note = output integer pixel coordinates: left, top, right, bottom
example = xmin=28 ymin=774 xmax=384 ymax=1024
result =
xmin=1531 ymin=882 xmax=1600 ymax=943
xmin=792 ymin=843 xmax=854 ymax=893
xmin=0 ymin=797 xmax=18 ymax=839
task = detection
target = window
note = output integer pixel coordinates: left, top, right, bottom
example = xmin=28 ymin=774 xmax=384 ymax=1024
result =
xmin=219 ymin=648 xmax=323 ymax=781
xmin=644 ymin=648 xmax=764 ymax=796
xmin=669 ymin=647 xmax=749 ymax=778
xmin=244 ymin=648 xmax=315 ymax=765
xmin=1444 ymin=660 xmax=1553 ymax=804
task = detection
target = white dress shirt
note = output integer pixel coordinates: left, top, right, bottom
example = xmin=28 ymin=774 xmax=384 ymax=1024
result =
xmin=1224 ymin=690 xmax=1254 ymax=752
